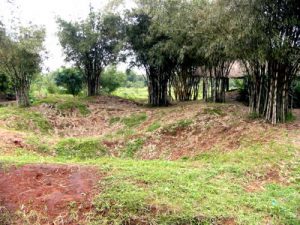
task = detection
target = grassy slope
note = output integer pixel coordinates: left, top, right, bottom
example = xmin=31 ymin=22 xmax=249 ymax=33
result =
xmin=0 ymin=94 xmax=299 ymax=225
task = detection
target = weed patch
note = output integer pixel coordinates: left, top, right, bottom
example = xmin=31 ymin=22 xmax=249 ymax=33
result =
xmin=109 ymin=116 xmax=121 ymax=125
xmin=55 ymin=138 xmax=107 ymax=159
xmin=0 ymin=206 xmax=12 ymax=225
xmin=57 ymin=101 xmax=90 ymax=116
xmin=248 ymin=112 xmax=260 ymax=120
xmin=162 ymin=119 xmax=193 ymax=135
xmin=122 ymin=138 xmax=145 ymax=158
xmin=109 ymin=113 xmax=147 ymax=128
xmin=122 ymin=113 xmax=147 ymax=128
xmin=0 ymin=107 xmax=52 ymax=133
xmin=147 ymin=121 xmax=161 ymax=132
xmin=203 ymin=107 xmax=224 ymax=116
xmin=286 ymin=112 xmax=296 ymax=122
xmin=34 ymin=95 xmax=90 ymax=116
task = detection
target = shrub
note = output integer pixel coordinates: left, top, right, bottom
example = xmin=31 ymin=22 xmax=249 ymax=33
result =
xmin=234 ymin=78 xmax=249 ymax=103
xmin=0 ymin=73 xmax=15 ymax=99
xmin=54 ymin=67 xmax=84 ymax=96
xmin=100 ymin=66 xmax=126 ymax=93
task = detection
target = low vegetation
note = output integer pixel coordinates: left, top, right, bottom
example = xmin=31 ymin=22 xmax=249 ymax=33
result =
xmin=55 ymin=138 xmax=107 ymax=159
xmin=0 ymin=0 xmax=299 ymax=224
xmin=0 ymin=95 xmax=299 ymax=225
xmin=0 ymin=107 xmax=52 ymax=133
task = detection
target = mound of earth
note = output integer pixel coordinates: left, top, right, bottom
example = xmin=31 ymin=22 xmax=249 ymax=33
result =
xmin=35 ymin=95 xmax=144 ymax=137
xmin=138 ymin=104 xmax=273 ymax=160
xmin=0 ymin=164 xmax=101 ymax=224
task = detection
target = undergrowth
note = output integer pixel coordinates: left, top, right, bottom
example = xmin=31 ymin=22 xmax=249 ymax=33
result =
xmin=34 ymin=95 xmax=90 ymax=116
xmin=0 ymin=107 xmax=52 ymax=133
xmin=161 ymin=119 xmax=193 ymax=135
xmin=0 ymin=141 xmax=299 ymax=225
xmin=55 ymin=138 xmax=107 ymax=159
xmin=110 ymin=113 xmax=147 ymax=128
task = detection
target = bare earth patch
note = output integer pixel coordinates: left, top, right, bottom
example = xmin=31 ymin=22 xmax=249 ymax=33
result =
xmin=0 ymin=164 xmax=101 ymax=224
xmin=245 ymin=168 xmax=286 ymax=193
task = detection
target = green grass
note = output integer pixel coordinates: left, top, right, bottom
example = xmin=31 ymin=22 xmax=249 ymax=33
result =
xmin=110 ymin=113 xmax=147 ymax=128
xmin=121 ymin=138 xmax=145 ymax=158
xmin=162 ymin=119 xmax=193 ymax=135
xmin=34 ymin=94 xmax=90 ymax=116
xmin=109 ymin=116 xmax=121 ymax=125
xmin=0 ymin=141 xmax=298 ymax=225
xmin=55 ymin=137 xmax=107 ymax=159
xmin=56 ymin=101 xmax=90 ymax=116
xmin=0 ymin=93 xmax=299 ymax=224
xmin=0 ymin=107 xmax=52 ymax=133
xmin=113 ymin=87 xmax=148 ymax=102
xmin=122 ymin=113 xmax=147 ymax=128
xmin=147 ymin=121 xmax=161 ymax=132
xmin=25 ymin=134 xmax=53 ymax=154
xmin=203 ymin=107 xmax=225 ymax=116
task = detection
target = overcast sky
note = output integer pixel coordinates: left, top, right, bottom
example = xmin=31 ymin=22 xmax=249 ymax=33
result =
xmin=0 ymin=0 xmax=134 ymax=73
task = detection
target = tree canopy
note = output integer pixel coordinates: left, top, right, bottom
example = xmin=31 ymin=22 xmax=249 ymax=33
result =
xmin=57 ymin=9 xmax=123 ymax=96
xmin=0 ymin=25 xmax=45 ymax=106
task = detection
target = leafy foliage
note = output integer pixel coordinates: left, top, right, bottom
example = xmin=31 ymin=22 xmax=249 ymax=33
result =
xmin=0 ymin=25 xmax=45 ymax=106
xmin=100 ymin=66 xmax=126 ymax=93
xmin=57 ymin=9 xmax=123 ymax=96
xmin=54 ymin=67 xmax=84 ymax=96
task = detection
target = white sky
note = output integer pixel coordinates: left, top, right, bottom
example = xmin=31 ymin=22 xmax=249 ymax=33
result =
xmin=0 ymin=0 xmax=136 ymax=73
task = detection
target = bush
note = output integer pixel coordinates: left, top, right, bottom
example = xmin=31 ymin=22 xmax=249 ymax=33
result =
xmin=0 ymin=73 xmax=9 ymax=93
xmin=100 ymin=66 xmax=126 ymax=93
xmin=234 ymin=78 xmax=249 ymax=103
xmin=0 ymin=73 xmax=15 ymax=99
xmin=125 ymin=69 xmax=146 ymax=88
xmin=54 ymin=67 xmax=84 ymax=96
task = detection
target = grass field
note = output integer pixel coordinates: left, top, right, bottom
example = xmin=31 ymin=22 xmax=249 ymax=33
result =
xmin=0 ymin=94 xmax=299 ymax=225
xmin=112 ymin=87 xmax=148 ymax=102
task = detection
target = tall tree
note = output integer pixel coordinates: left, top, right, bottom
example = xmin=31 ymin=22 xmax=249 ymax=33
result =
xmin=57 ymin=9 xmax=123 ymax=96
xmin=0 ymin=25 xmax=45 ymax=107
xmin=125 ymin=9 xmax=175 ymax=106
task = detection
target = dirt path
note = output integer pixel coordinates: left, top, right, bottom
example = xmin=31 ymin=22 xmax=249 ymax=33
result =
xmin=0 ymin=164 xmax=101 ymax=224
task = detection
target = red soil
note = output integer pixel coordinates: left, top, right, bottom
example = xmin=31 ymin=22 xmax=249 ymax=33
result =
xmin=0 ymin=164 xmax=101 ymax=224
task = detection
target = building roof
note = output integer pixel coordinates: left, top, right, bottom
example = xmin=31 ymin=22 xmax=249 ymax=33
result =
xmin=194 ymin=61 xmax=246 ymax=78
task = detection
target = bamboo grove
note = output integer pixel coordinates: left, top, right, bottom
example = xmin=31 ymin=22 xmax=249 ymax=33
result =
xmin=124 ymin=0 xmax=300 ymax=124
xmin=0 ymin=0 xmax=299 ymax=124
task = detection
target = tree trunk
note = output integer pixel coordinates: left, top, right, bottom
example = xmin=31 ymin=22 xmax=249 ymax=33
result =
xmin=148 ymin=72 xmax=169 ymax=106
xmin=16 ymin=85 xmax=30 ymax=107
xmin=86 ymin=70 xmax=100 ymax=96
